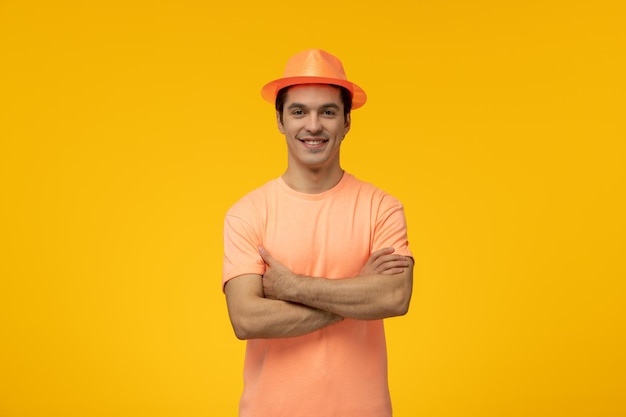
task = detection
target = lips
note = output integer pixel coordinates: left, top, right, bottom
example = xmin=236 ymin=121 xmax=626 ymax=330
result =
xmin=298 ymin=138 xmax=329 ymax=146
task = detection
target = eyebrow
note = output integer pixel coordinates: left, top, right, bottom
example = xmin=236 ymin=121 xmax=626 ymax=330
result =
xmin=287 ymin=102 xmax=341 ymax=110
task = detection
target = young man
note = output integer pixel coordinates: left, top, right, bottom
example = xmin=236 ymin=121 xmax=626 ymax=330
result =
xmin=222 ymin=49 xmax=414 ymax=417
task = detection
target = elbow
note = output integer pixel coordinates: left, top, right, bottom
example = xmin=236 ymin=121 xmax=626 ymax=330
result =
xmin=369 ymin=293 xmax=410 ymax=320
xmin=232 ymin=324 xmax=248 ymax=340
xmin=230 ymin=315 xmax=256 ymax=340
xmin=393 ymin=267 xmax=413 ymax=317
xmin=388 ymin=281 xmax=412 ymax=317
xmin=362 ymin=278 xmax=412 ymax=320
xmin=386 ymin=294 xmax=410 ymax=318
xmin=395 ymin=296 xmax=411 ymax=316
xmin=373 ymin=298 xmax=409 ymax=320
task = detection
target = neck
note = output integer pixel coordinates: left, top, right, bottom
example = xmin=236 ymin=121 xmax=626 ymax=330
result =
xmin=282 ymin=165 xmax=345 ymax=194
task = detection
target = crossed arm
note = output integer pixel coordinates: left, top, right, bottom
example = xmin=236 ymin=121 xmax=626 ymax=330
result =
xmin=224 ymin=247 xmax=414 ymax=340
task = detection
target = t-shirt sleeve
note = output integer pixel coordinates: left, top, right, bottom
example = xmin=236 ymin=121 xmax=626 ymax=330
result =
xmin=222 ymin=212 xmax=266 ymax=291
xmin=372 ymin=194 xmax=413 ymax=259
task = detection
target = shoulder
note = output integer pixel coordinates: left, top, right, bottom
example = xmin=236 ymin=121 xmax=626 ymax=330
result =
xmin=344 ymin=173 xmax=404 ymax=208
xmin=226 ymin=179 xmax=280 ymax=219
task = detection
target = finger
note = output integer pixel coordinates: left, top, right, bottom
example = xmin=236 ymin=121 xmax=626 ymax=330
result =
xmin=371 ymin=247 xmax=395 ymax=258
xmin=383 ymin=257 xmax=409 ymax=266
xmin=377 ymin=254 xmax=407 ymax=264
xmin=374 ymin=259 xmax=409 ymax=273
xmin=368 ymin=248 xmax=396 ymax=268
xmin=383 ymin=260 xmax=410 ymax=270
xmin=371 ymin=255 xmax=406 ymax=270
xmin=258 ymin=246 xmax=272 ymax=264
xmin=380 ymin=267 xmax=406 ymax=275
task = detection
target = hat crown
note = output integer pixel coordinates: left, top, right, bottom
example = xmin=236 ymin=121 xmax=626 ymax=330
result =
xmin=283 ymin=49 xmax=348 ymax=80
xmin=260 ymin=49 xmax=367 ymax=109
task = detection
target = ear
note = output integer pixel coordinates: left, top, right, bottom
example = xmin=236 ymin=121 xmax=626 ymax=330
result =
xmin=276 ymin=110 xmax=285 ymax=134
xmin=343 ymin=113 xmax=351 ymax=136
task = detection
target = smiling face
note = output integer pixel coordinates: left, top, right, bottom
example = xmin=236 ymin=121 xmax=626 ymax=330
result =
xmin=277 ymin=84 xmax=351 ymax=175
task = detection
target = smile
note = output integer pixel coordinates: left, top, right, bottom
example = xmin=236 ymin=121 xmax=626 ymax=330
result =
xmin=299 ymin=139 xmax=329 ymax=146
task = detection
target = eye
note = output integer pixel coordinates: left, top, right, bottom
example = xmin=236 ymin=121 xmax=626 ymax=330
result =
xmin=291 ymin=109 xmax=305 ymax=117
xmin=322 ymin=109 xmax=336 ymax=117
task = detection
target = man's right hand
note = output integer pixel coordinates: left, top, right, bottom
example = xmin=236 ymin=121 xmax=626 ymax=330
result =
xmin=358 ymin=247 xmax=409 ymax=277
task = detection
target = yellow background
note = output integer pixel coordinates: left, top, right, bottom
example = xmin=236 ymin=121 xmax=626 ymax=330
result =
xmin=1 ymin=0 xmax=624 ymax=416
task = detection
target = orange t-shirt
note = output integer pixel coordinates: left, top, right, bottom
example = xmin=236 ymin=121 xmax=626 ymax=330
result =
xmin=223 ymin=173 xmax=412 ymax=417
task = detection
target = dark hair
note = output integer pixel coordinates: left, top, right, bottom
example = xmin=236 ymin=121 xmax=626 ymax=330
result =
xmin=275 ymin=85 xmax=352 ymax=123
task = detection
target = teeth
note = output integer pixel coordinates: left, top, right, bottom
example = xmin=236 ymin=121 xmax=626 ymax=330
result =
xmin=304 ymin=140 xmax=323 ymax=145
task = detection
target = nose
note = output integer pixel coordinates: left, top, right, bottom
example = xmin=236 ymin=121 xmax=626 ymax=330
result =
xmin=305 ymin=113 xmax=323 ymax=134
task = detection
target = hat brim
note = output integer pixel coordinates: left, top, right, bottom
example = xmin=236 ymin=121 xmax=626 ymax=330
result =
xmin=261 ymin=76 xmax=367 ymax=110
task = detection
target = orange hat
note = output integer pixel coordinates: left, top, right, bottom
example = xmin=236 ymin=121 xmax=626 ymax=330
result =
xmin=261 ymin=49 xmax=367 ymax=109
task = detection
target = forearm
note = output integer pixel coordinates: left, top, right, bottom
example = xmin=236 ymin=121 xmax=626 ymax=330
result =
xmin=225 ymin=275 xmax=343 ymax=340
xmin=279 ymin=267 xmax=413 ymax=320
xmin=235 ymin=298 xmax=342 ymax=339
